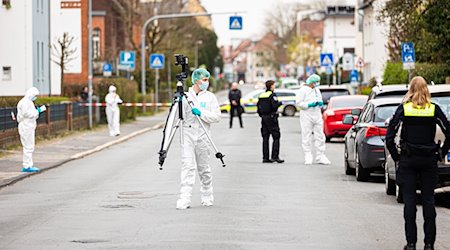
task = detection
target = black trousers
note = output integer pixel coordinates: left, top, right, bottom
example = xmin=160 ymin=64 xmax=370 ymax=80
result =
xmin=260 ymin=115 xmax=280 ymax=160
xmin=230 ymin=105 xmax=243 ymax=128
xmin=397 ymin=154 xmax=438 ymax=245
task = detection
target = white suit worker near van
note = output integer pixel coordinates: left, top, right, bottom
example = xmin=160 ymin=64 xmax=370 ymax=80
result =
xmin=17 ymin=87 xmax=46 ymax=172
xmin=105 ymin=85 xmax=123 ymax=136
xmin=297 ymin=74 xmax=331 ymax=165
xmin=176 ymin=68 xmax=221 ymax=210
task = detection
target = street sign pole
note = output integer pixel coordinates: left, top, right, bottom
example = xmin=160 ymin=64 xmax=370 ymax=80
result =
xmin=155 ymin=69 xmax=159 ymax=112
xmin=87 ymin=0 xmax=93 ymax=129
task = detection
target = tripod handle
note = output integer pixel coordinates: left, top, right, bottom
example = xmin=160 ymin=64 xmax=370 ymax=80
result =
xmin=215 ymin=152 xmax=226 ymax=167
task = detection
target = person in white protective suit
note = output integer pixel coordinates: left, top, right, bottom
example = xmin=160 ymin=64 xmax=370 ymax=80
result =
xmin=297 ymin=74 xmax=331 ymax=165
xmin=176 ymin=68 xmax=221 ymax=210
xmin=105 ymin=85 xmax=123 ymax=136
xmin=16 ymin=87 xmax=46 ymax=172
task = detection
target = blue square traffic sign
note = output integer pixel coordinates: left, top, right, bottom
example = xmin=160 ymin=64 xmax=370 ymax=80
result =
xmin=150 ymin=54 xmax=165 ymax=69
xmin=119 ymin=51 xmax=135 ymax=71
xmin=229 ymin=16 xmax=243 ymax=30
xmin=320 ymin=53 xmax=334 ymax=67
xmin=401 ymin=42 xmax=415 ymax=70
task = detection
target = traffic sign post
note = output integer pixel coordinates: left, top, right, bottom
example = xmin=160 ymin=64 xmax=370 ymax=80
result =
xmin=229 ymin=16 xmax=243 ymax=30
xmin=150 ymin=54 xmax=165 ymax=112
xmin=401 ymin=42 xmax=415 ymax=81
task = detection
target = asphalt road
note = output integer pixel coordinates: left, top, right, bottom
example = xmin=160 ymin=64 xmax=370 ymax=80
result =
xmin=1 ymin=113 xmax=450 ymax=249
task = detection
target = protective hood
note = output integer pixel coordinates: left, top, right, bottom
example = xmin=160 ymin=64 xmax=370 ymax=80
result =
xmin=25 ymin=87 xmax=39 ymax=101
xmin=108 ymin=85 xmax=117 ymax=93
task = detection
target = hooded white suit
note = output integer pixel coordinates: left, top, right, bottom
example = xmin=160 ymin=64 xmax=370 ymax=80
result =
xmin=105 ymin=86 xmax=123 ymax=136
xmin=17 ymin=87 xmax=40 ymax=168
xmin=177 ymin=87 xmax=221 ymax=208
xmin=297 ymin=85 xmax=330 ymax=164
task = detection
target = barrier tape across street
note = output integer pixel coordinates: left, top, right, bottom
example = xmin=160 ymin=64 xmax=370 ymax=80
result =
xmin=78 ymin=102 xmax=173 ymax=107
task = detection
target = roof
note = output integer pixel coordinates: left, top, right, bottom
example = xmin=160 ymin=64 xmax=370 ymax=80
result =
xmin=299 ymin=20 xmax=324 ymax=40
xmin=372 ymin=84 xmax=450 ymax=95
xmin=369 ymin=97 xmax=403 ymax=107
xmin=330 ymin=95 xmax=367 ymax=101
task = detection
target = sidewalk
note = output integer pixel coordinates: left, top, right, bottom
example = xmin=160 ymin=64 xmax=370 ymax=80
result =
xmin=0 ymin=112 xmax=168 ymax=188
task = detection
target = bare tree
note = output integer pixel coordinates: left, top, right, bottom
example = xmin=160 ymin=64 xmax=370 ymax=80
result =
xmin=51 ymin=32 xmax=77 ymax=90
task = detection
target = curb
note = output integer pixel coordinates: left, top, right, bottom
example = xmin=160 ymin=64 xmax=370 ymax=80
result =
xmin=0 ymin=122 xmax=165 ymax=189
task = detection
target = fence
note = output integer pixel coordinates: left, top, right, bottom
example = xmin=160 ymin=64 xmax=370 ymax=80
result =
xmin=0 ymin=103 xmax=95 ymax=149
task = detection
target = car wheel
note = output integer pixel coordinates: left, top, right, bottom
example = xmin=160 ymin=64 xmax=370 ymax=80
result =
xmin=396 ymin=184 xmax=404 ymax=203
xmin=355 ymin=150 xmax=370 ymax=182
xmin=385 ymin=165 xmax=396 ymax=195
xmin=344 ymin=145 xmax=355 ymax=175
xmin=326 ymin=136 xmax=331 ymax=142
xmin=283 ymin=105 xmax=296 ymax=117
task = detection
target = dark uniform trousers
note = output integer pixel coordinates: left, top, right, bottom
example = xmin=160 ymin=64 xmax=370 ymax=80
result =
xmin=397 ymin=154 xmax=438 ymax=245
xmin=230 ymin=105 xmax=243 ymax=128
xmin=261 ymin=114 xmax=280 ymax=160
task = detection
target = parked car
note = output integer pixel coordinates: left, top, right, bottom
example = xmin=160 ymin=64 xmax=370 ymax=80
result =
xmin=318 ymin=85 xmax=351 ymax=111
xmin=343 ymin=98 xmax=402 ymax=181
xmin=278 ymin=78 xmax=301 ymax=89
xmin=323 ymin=95 xmax=368 ymax=142
xmin=219 ymin=89 xmax=300 ymax=116
xmin=368 ymin=83 xmax=449 ymax=100
xmin=384 ymin=86 xmax=450 ymax=202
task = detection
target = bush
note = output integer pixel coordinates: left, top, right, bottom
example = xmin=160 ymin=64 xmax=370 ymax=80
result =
xmin=95 ymin=78 xmax=138 ymax=122
xmin=63 ymin=83 xmax=86 ymax=98
xmin=383 ymin=62 xmax=450 ymax=85
xmin=382 ymin=63 xmax=408 ymax=85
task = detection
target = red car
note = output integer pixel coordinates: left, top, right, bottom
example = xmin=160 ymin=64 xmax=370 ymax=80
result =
xmin=323 ymin=95 xmax=368 ymax=142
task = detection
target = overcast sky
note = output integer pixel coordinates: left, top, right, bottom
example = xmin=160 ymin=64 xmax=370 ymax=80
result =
xmin=200 ymin=0 xmax=355 ymax=47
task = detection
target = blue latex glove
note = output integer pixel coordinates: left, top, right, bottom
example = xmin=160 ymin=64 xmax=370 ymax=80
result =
xmin=192 ymin=107 xmax=201 ymax=116
xmin=37 ymin=107 xmax=42 ymax=113
xmin=307 ymin=102 xmax=317 ymax=108
xmin=317 ymin=101 xmax=324 ymax=107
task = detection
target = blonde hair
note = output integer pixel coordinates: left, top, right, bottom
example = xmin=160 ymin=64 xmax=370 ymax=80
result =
xmin=403 ymin=76 xmax=431 ymax=108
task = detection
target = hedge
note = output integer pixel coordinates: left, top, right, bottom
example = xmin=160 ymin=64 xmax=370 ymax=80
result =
xmin=0 ymin=96 xmax=69 ymax=108
xmin=383 ymin=62 xmax=450 ymax=85
xmin=95 ymin=78 xmax=139 ymax=122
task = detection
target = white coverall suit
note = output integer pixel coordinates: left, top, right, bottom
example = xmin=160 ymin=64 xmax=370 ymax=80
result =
xmin=178 ymin=87 xmax=221 ymax=208
xmin=297 ymin=85 xmax=330 ymax=164
xmin=16 ymin=87 xmax=40 ymax=168
xmin=105 ymin=86 xmax=123 ymax=136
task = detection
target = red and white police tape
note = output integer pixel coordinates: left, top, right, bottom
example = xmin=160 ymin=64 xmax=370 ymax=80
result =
xmin=78 ymin=102 xmax=173 ymax=107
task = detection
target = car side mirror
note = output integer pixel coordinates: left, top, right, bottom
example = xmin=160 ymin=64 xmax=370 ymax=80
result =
xmin=351 ymin=108 xmax=361 ymax=116
xmin=343 ymin=114 xmax=355 ymax=125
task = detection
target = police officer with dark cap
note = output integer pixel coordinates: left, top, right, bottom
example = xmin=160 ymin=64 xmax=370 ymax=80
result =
xmin=386 ymin=76 xmax=450 ymax=250
xmin=257 ymin=80 xmax=284 ymax=163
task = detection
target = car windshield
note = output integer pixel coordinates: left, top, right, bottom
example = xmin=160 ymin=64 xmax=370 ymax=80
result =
xmin=243 ymin=90 xmax=264 ymax=99
xmin=374 ymin=105 xmax=398 ymax=122
xmin=432 ymin=96 xmax=450 ymax=117
xmin=331 ymin=97 xmax=367 ymax=109
xmin=321 ymin=90 xmax=350 ymax=103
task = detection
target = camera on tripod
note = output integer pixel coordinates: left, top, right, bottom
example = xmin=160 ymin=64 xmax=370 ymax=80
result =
xmin=174 ymin=54 xmax=188 ymax=82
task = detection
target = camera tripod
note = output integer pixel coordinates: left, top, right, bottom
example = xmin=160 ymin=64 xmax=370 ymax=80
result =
xmin=157 ymin=55 xmax=225 ymax=170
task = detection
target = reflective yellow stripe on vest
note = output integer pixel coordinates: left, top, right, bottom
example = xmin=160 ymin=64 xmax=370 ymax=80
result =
xmin=403 ymin=102 xmax=435 ymax=117
xmin=259 ymin=91 xmax=272 ymax=99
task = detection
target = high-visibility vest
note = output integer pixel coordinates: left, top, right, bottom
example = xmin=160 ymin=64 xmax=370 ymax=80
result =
xmin=403 ymin=102 xmax=435 ymax=117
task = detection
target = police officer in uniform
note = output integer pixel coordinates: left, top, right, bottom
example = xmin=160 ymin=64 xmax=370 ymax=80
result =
xmin=386 ymin=76 xmax=450 ymax=250
xmin=257 ymin=80 xmax=284 ymax=164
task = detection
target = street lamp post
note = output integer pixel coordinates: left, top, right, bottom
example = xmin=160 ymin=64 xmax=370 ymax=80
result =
xmin=87 ymin=0 xmax=93 ymax=129
xmin=195 ymin=40 xmax=203 ymax=68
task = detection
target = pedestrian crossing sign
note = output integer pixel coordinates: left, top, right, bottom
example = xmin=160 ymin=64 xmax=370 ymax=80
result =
xmin=150 ymin=54 xmax=164 ymax=69
xmin=320 ymin=53 xmax=334 ymax=67
xmin=229 ymin=16 xmax=243 ymax=30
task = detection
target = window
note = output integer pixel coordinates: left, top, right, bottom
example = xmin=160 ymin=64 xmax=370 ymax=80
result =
xmin=275 ymin=92 xmax=296 ymax=97
xmin=93 ymin=28 xmax=101 ymax=60
xmin=2 ymin=66 xmax=11 ymax=81
xmin=40 ymin=42 xmax=44 ymax=79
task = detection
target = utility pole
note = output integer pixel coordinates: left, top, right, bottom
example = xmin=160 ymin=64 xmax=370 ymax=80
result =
xmin=87 ymin=0 xmax=93 ymax=128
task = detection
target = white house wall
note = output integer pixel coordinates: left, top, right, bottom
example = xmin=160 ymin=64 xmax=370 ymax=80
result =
xmin=322 ymin=16 xmax=356 ymax=62
xmin=50 ymin=0 xmax=82 ymax=94
xmin=362 ymin=0 xmax=388 ymax=82
xmin=0 ymin=1 xmax=33 ymax=96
